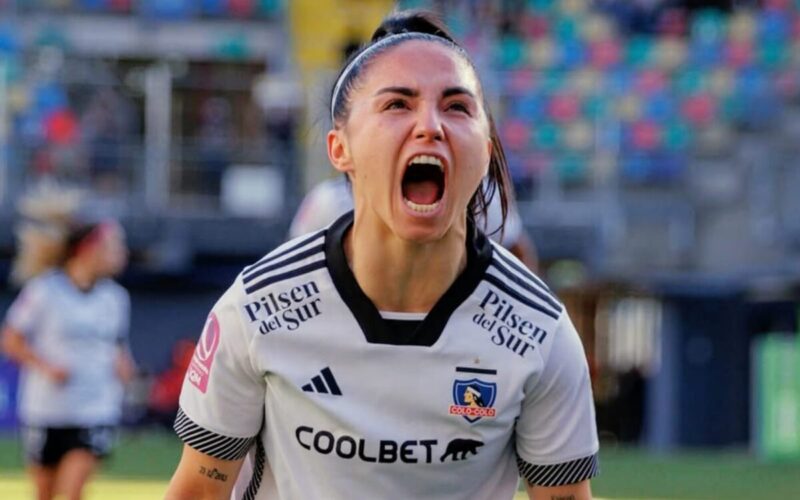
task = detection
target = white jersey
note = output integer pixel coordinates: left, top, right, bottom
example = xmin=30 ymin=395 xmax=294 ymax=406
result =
xmin=289 ymin=176 xmax=524 ymax=248
xmin=176 ymin=212 xmax=598 ymax=500
xmin=4 ymin=270 xmax=130 ymax=427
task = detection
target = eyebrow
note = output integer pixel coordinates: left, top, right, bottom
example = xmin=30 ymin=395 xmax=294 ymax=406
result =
xmin=442 ymin=86 xmax=475 ymax=99
xmin=374 ymin=86 xmax=476 ymax=99
xmin=375 ymin=86 xmax=418 ymax=97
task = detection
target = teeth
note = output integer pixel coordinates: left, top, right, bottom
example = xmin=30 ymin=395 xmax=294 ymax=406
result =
xmin=408 ymin=154 xmax=443 ymax=171
xmin=404 ymin=198 xmax=441 ymax=213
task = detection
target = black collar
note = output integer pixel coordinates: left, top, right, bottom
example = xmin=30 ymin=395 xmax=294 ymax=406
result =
xmin=325 ymin=211 xmax=492 ymax=346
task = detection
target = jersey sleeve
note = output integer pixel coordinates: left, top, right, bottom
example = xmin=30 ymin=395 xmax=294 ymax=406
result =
xmin=175 ymin=283 xmax=265 ymax=461
xmin=3 ymin=279 xmax=46 ymax=337
xmin=515 ymin=312 xmax=599 ymax=487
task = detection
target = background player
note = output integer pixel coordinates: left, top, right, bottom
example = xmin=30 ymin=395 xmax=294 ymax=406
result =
xmin=166 ymin=10 xmax=597 ymax=500
xmin=0 ymin=186 xmax=134 ymax=500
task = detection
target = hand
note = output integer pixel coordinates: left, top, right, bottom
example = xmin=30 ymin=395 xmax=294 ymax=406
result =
xmin=115 ymin=352 xmax=136 ymax=385
xmin=42 ymin=364 xmax=69 ymax=384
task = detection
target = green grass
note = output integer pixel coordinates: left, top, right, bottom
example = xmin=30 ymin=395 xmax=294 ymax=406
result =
xmin=0 ymin=477 xmax=168 ymax=499
xmin=0 ymin=429 xmax=182 ymax=480
xmin=1 ymin=432 xmax=799 ymax=499
xmin=594 ymin=445 xmax=800 ymax=499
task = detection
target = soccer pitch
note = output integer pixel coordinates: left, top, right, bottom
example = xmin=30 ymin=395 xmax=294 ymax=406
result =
xmin=1 ymin=431 xmax=799 ymax=499
xmin=0 ymin=476 xmax=168 ymax=499
xmin=0 ymin=477 xmax=542 ymax=500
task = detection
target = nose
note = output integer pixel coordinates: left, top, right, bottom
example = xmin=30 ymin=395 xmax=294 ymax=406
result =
xmin=414 ymin=104 xmax=444 ymax=142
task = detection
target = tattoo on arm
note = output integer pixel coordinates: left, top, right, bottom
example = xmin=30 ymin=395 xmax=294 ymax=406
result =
xmin=198 ymin=465 xmax=228 ymax=482
xmin=550 ymin=496 xmax=575 ymax=500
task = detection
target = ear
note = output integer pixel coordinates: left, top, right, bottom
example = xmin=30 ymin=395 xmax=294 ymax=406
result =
xmin=327 ymin=129 xmax=353 ymax=174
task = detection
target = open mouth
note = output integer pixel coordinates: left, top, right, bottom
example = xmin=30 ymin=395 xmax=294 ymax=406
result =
xmin=402 ymin=154 xmax=445 ymax=213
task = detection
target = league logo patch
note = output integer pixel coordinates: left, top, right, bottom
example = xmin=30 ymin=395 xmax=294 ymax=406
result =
xmin=187 ymin=313 xmax=221 ymax=394
xmin=449 ymin=378 xmax=497 ymax=423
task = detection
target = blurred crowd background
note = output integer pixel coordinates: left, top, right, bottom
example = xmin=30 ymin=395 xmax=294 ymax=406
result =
xmin=0 ymin=0 xmax=799 ymax=465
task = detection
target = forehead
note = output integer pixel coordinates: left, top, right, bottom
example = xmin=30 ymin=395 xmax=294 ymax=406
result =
xmin=359 ymin=39 xmax=482 ymax=95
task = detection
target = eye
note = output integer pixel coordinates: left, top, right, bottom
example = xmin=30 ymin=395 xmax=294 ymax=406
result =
xmin=384 ymin=99 xmax=409 ymax=111
xmin=446 ymin=101 xmax=472 ymax=115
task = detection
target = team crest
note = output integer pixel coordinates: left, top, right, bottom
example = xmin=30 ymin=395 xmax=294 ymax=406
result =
xmin=449 ymin=378 xmax=497 ymax=423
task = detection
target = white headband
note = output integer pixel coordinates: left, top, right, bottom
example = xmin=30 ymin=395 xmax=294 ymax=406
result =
xmin=330 ymin=33 xmax=414 ymax=122
xmin=329 ymin=31 xmax=469 ymax=122
xmin=466 ymin=386 xmax=481 ymax=397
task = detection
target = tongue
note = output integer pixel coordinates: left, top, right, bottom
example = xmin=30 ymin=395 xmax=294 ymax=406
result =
xmin=403 ymin=180 xmax=440 ymax=205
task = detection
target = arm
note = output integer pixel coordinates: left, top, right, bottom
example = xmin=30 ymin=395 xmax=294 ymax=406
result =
xmin=516 ymin=314 xmax=600 ymax=497
xmin=1 ymin=325 xmax=68 ymax=383
xmin=165 ymin=445 xmax=244 ymax=500
xmin=167 ymin=288 xmax=265 ymax=498
xmin=526 ymin=479 xmax=592 ymax=500
xmin=114 ymin=344 xmax=137 ymax=385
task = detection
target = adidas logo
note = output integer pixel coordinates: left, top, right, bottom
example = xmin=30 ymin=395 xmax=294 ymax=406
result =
xmin=302 ymin=367 xmax=342 ymax=396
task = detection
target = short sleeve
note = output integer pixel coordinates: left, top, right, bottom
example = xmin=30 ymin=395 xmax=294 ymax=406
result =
xmin=175 ymin=284 xmax=266 ymax=461
xmin=4 ymin=280 xmax=46 ymax=337
xmin=515 ymin=312 xmax=599 ymax=487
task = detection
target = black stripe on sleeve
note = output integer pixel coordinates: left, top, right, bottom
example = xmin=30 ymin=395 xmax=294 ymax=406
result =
xmin=483 ymin=274 xmax=560 ymax=320
xmin=244 ymin=260 xmax=327 ymax=295
xmin=242 ymin=243 xmax=325 ymax=285
xmin=174 ymin=408 xmax=255 ymax=461
xmin=490 ymin=258 xmax=562 ymax=314
xmin=493 ymin=248 xmax=558 ymax=301
xmin=517 ymin=453 xmax=599 ymax=487
xmin=243 ymin=230 xmax=325 ymax=279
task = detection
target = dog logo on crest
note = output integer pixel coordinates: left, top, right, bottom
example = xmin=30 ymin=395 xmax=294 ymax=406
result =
xmin=449 ymin=378 xmax=497 ymax=423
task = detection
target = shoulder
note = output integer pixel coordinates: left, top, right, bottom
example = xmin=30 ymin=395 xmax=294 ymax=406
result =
xmin=28 ymin=269 xmax=61 ymax=287
xmin=484 ymin=240 xmax=563 ymax=323
xmin=97 ymin=279 xmax=130 ymax=301
xmin=239 ymin=228 xmax=328 ymax=297
xmin=225 ymin=229 xmax=330 ymax=334
xmin=16 ymin=270 xmax=62 ymax=299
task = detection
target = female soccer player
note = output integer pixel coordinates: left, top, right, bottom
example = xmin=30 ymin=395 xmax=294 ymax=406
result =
xmin=167 ymin=10 xmax=598 ymax=500
xmin=1 ymin=189 xmax=134 ymax=500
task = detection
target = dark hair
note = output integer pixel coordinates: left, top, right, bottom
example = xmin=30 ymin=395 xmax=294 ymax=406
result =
xmin=467 ymin=385 xmax=486 ymax=407
xmin=64 ymin=222 xmax=102 ymax=260
xmin=329 ymin=9 xmax=513 ymax=237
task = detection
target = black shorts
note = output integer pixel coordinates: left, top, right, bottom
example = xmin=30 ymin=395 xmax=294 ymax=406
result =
xmin=21 ymin=425 xmax=116 ymax=467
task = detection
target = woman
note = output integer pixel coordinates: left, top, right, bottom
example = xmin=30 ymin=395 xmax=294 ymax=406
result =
xmin=167 ymin=10 xmax=598 ymax=500
xmin=1 ymin=188 xmax=134 ymax=500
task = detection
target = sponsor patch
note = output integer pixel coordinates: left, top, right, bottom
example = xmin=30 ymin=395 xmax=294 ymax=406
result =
xmin=187 ymin=313 xmax=221 ymax=393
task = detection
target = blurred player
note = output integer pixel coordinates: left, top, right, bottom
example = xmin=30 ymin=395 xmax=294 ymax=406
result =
xmin=0 ymin=186 xmax=134 ymax=500
xmin=166 ymin=9 xmax=597 ymax=500
xmin=289 ymin=175 xmax=540 ymax=271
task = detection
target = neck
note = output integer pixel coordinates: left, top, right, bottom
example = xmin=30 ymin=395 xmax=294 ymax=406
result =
xmin=344 ymin=215 xmax=469 ymax=313
xmin=64 ymin=259 xmax=96 ymax=292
